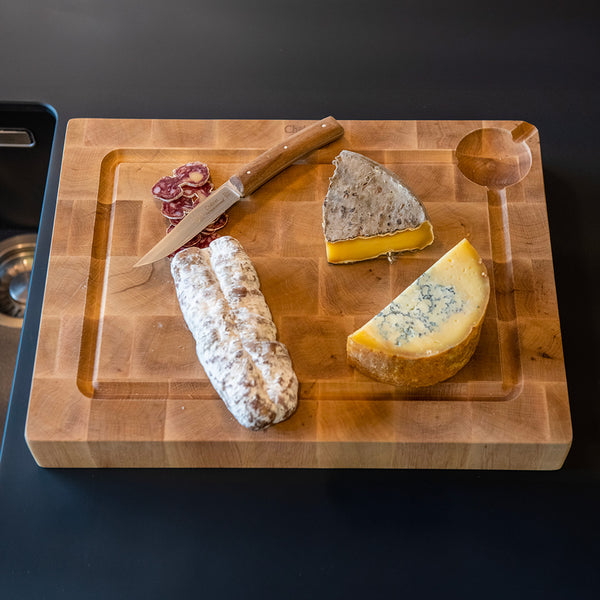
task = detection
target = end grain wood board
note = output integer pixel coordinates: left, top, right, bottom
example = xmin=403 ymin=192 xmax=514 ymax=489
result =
xmin=25 ymin=119 xmax=572 ymax=469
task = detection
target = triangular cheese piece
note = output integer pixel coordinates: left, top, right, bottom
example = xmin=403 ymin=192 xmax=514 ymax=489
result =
xmin=322 ymin=150 xmax=434 ymax=263
xmin=347 ymin=239 xmax=490 ymax=387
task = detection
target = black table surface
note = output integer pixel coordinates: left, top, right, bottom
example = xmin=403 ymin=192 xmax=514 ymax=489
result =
xmin=1 ymin=1 xmax=599 ymax=598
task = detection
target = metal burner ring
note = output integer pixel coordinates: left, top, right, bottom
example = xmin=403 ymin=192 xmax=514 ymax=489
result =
xmin=0 ymin=234 xmax=37 ymax=328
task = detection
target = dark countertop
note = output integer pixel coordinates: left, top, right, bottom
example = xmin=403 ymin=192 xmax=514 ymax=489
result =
xmin=1 ymin=1 xmax=599 ymax=598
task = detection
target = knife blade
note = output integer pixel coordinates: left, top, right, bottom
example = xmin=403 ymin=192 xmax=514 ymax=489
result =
xmin=134 ymin=116 xmax=344 ymax=267
xmin=134 ymin=180 xmax=242 ymax=267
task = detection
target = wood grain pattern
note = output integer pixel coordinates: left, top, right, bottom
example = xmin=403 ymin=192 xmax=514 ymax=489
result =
xmin=24 ymin=119 xmax=572 ymax=469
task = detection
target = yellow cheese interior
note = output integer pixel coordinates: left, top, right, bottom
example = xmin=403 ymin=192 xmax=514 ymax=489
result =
xmin=349 ymin=239 xmax=489 ymax=358
xmin=326 ymin=221 xmax=434 ymax=264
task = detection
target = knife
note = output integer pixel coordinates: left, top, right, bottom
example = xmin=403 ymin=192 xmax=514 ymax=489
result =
xmin=134 ymin=116 xmax=344 ymax=267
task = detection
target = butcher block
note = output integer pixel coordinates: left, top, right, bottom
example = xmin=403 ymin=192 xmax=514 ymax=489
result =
xmin=24 ymin=118 xmax=572 ymax=469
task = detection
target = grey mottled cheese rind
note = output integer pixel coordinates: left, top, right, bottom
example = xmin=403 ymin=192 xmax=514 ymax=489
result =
xmin=323 ymin=150 xmax=431 ymax=242
xmin=170 ymin=236 xmax=298 ymax=430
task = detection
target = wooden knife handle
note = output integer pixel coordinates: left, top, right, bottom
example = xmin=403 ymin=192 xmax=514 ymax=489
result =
xmin=230 ymin=116 xmax=344 ymax=196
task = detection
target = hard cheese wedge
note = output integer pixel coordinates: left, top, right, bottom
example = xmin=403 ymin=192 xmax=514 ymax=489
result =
xmin=323 ymin=150 xmax=434 ymax=263
xmin=347 ymin=238 xmax=490 ymax=387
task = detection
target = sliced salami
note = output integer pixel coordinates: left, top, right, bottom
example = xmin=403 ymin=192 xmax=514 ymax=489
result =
xmin=180 ymin=186 xmax=199 ymax=199
xmin=161 ymin=196 xmax=198 ymax=220
xmin=166 ymin=227 xmax=217 ymax=258
xmin=152 ymin=161 xmax=228 ymax=256
xmin=203 ymin=213 xmax=228 ymax=233
xmin=196 ymin=181 xmax=213 ymax=197
xmin=186 ymin=230 xmax=218 ymax=249
xmin=152 ymin=176 xmax=183 ymax=201
xmin=173 ymin=162 xmax=210 ymax=187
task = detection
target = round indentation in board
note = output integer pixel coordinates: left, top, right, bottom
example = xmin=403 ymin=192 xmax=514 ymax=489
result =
xmin=0 ymin=234 xmax=37 ymax=327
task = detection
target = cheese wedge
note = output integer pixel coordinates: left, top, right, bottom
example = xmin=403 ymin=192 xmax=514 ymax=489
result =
xmin=323 ymin=150 xmax=434 ymax=263
xmin=347 ymin=239 xmax=490 ymax=387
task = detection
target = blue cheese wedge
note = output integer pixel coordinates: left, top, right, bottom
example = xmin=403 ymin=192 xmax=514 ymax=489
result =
xmin=323 ymin=150 xmax=434 ymax=263
xmin=347 ymin=238 xmax=490 ymax=387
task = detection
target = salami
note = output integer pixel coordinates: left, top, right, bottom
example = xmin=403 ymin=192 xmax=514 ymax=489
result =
xmin=151 ymin=162 xmax=210 ymax=201
xmin=180 ymin=186 xmax=198 ymax=199
xmin=161 ymin=195 xmax=198 ymax=220
xmin=196 ymin=181 xmax=213 ymax=198
xmin=173 ymin=162 xmax=210 ymax=187
xmin=151 ymin=161 xmax=227 ymax=255
xmin=170 ymin=237 xmax=298 ymax=429
xmin=203 ymin=213 xmax=228 ymax=233
xmin=152 ymin=176 xmax=183 ymax=201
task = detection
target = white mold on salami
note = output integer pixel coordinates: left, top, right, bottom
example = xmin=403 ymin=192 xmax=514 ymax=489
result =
xmin=170 ymin=236 xmax=298 ymax=430
xmin=244 ymin=341 xmax=298 ymax=423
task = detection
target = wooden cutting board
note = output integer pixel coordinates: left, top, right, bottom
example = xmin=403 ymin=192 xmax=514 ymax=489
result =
xmin=24 ymin=118 xmax=572 ymax=469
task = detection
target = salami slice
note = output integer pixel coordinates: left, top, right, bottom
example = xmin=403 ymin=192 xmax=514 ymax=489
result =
xmin=166 ymin=213 xmax=227 ymax=245
xmin=161 ymin=196 xmax=198 ymax=220
xmin=197 ymin=181 xmax=213 ymax=197
xmin=152 ymin=176 xmax=183 ymax=201
xmin=203 ymin=213 xmax=228 ymax=233
xmin=188 ymin=231 xmax=218 ymax=248
xmin=166 ymin=228 xmax=218 ymax=258
xmin=173 ymin=162 xmax=210 ymax=187
xmin=180 ymin=186 xmax=199 ymax=199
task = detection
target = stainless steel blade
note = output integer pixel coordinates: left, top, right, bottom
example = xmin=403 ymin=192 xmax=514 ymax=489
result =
xmin=134 ymin=180 xmax=242 ymax=267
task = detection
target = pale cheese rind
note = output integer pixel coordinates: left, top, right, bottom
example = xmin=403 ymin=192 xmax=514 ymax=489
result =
xmin=347 ymin=238 xmax=490 ymax=387
xmin=322 ymin=150 xmax=434 ymax=263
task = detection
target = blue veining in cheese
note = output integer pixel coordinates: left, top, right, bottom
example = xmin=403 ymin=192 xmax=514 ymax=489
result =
xmin=374 ymin=273 xmax=466 ymax=346
xmin=350 ymin=239 xmax=490 ymax=359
